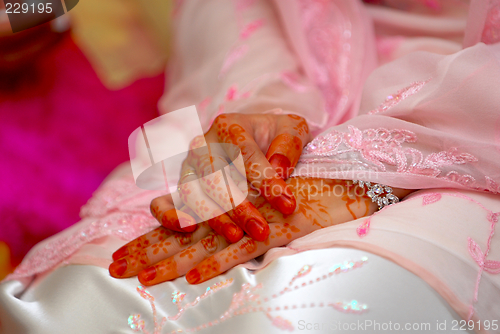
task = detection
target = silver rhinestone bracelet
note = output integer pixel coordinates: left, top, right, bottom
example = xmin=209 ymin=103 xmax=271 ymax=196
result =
xmin=352 ymin=180 xmax=399 ymax=210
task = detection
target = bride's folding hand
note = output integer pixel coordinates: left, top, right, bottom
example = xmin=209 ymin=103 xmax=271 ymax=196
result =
xmin=110 ymin=177 xmax=381 ymax=285
xmin=173 ymin=112 xmax=311 ymax=243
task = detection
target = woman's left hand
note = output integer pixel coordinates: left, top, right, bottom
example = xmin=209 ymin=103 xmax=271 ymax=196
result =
xmin=109 ymin=177 xmax=390 ymax=285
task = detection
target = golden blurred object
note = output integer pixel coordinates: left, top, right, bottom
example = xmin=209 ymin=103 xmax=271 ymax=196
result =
xmin=0 ymin=242 xmax=13 ymax=281
xmin=69 ymin=0 xmax=172 ymax=89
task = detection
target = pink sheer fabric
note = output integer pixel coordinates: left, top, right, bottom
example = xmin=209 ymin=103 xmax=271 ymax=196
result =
xmin=158 ymin=0 xmax=329 ymax=131
xmin=4 ymin=0 xmax=500 ymax=327
xmin=5 ymin=167 xmax=164 ymax=281
xmin=295 ymin=42 xmax=500 ymax=193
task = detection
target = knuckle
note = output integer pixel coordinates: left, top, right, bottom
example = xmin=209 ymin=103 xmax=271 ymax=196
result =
xmin=242 ymin=147 xmax=258 ymax=165
xmin=189 ymin=135 xmax=206 ymax=150
xmin=237 ymin=237 xmax=258 ymax=255
xmin=200 ymin=233 xmax=220 ymax=255
xmin=174 ymin=233 xmax=193 ymax=247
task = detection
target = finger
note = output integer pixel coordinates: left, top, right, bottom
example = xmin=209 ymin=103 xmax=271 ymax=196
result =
xmin=138 ymin=232 xmax=229 ymax=285
xmin=206 ymin=213 xmax=244 ymax=244
xmin=109 ymin=222 xmax=212 ymax=278
xmin=112 ymin=226 xmax=174 ymax=261
xmin=185 ymin=222 xmax=305 ymax=284
xmin=188 ymin=145 xmax=270 ymax=242
xmin=227 ymin=198 xmax=269 ymax=242
xmin=179 ymin=159 xmax=245 ymax=242
xmin=181 ymin=174 xmax=244 ymax=243
xmin=150 ymin=195 xmax=198 ymax=233
xmin=266 ymin=114 xmax=310 ymax=179
xmin=209 ymin=114 xmax=296 ymax=215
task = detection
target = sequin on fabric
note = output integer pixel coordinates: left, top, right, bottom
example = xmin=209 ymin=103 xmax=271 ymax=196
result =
xmin=329 ymin=300 xmax=368 ymax=314
xmin=127 ymin=258 xmax=369 ymax=333
xmin=129 ymin=314 xmax=146 ymax=331
xmin=367 ymin=79 xmax=431 ymax=115
xmin=288 ymin=264 xmax=312 ymax=286
xmin=167 ymin=279 xmax=234 ymax=321
xmin=130 ymin=286 xmax=167 ymax=334
xmin=171 ymin=291 xmax=186 ymax=305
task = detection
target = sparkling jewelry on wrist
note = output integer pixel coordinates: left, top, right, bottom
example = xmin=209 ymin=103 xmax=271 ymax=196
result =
xmin=352 ymin=180 xmax=399 ymax=209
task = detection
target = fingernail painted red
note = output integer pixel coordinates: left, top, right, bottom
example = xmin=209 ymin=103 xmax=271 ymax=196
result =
xmin=112 ymin=245 xmax=129 ymax=261
xmin=109 ymin=259 xmax=128 ymax=277
xmin=261 ymin=178 xmax=296 ymax=215
xmin=269 ymin=154 xmax=291 ymax=179
xmin=275 ymin=191 xmax=296 ymax=215
xmin=138 ymin=266 xmax=157 ymax=283
xmin=222 ymin=223 xmax=244 ymax=243
xmin=246 ymin=219 xmax=270 ymax=241
xmin=186 ymin=268 xmax=202 ymax=284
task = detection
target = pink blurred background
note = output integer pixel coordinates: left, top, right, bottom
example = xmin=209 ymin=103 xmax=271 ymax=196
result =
xmin=0 ymin=1 xmax=172 ymax=278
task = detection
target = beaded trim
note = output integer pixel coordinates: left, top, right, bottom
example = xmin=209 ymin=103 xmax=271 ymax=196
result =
xmin=352 ymin=180 xmax=399 ymax=209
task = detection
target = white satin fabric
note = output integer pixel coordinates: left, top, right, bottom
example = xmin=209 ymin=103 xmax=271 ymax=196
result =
xmin=0 ymin=248 xmax=466 ymax=334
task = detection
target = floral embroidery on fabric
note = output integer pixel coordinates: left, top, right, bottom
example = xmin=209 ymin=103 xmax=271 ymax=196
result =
xmin=288 ymin=264 xmax=312 ymax=286
xmin=482 ymin=0 xmax=500 ymax=45
xmin=128 ymin=258 xmax=369 ymax=333
xmin=467 ymin=205 xmax=500 ymax=320
xmin=422 ymin=193 xmax=442 ymax=205
xmin=353 ymin=190 xmax=500 ymax=321
xmin=130 ymin=286 xmax=167 ymax=334
xmin=268 ymin=316 xmax=294 ymax=331
xmin=443 ymin=171 xmax=476 ymax=188
xmin=218 ymin=1 xmax=264 ymax=78
xmin=129 ymin=314 xmax=146 ymax=332
xmin=6 ymin=177 xmax=164 ymax=281
xmin=224 ymin=84 xmax=251 ymax=102
xmin=367 ymin=79 xmax=431 ymax=115
xmin=303 ymin=126 xmax=417 ymax=161
xmin=167 ymin=279 xmax=234 ymax=321
xmin=486 ymin=176 xmax=500 ymax=193
xmin=298 ymin=0 xmax=352 ymax=124
xmin=301 ymin=126 xmax=478 ymax=185
xmin=356 ymin=219 xmax=371 ymax=237
xmin=468 ymin=238 xmax=500 ymax=275
xmin=240 ymin=19 xmax=265 ymax=39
